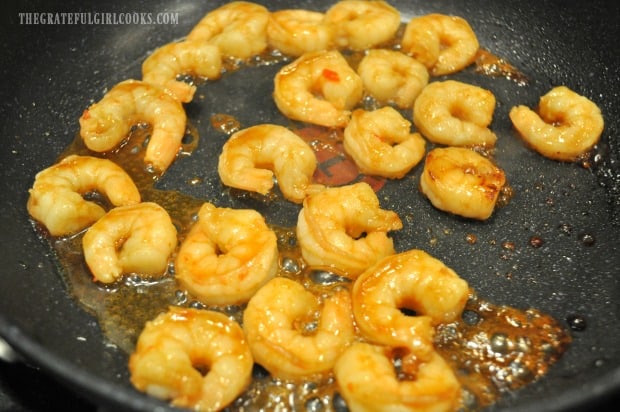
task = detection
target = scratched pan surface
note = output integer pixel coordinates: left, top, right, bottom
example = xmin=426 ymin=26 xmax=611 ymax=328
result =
xmin=1 ymin=0 xmax=619 ymax=411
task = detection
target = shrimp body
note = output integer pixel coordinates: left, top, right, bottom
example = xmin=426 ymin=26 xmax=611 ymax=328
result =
xmin=82 ymin=202 xmax=177 ymax=283
xmin=509 ymin=86 xmax=604 ymax=161
xmin=129 ymin=307 xmax=253 ymax=411
xmin=343 ymin=107 xmax=426 ymax=179
xmin=243 ymin=277 xmax=355 ymax=380
xmin=27 ymin=155 xmax=140 ymax=236
xmin=175 ymin=202 xmax=278 ymax=305
xmin=267 ymin=9 xmax=331 ymax=56
xmin=413 ymin=80 xmax=497 ymax=147
xmin=79 ymin=79 xmax=187 ymax=172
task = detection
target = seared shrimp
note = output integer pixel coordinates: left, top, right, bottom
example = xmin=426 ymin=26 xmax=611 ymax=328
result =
xmin=296 ymin=182 xmax=403 ymax=278
xmin=82 ymin=202 xmax=177 ymax=283
xmin=413 ymin=80 xmax=497 ymax=147
xmin=243 ymin=277 xmax=355 ymax=380
xmin=27 ymin=155 xmax=140 ymax=236
xmin=420 ymin=147 xmax=506 ymax=220
xmin=79 ymin=79 xmax=187 ymax=172
xmin=273 ymin=50 xmax=363 ymax=128
xmin=175 ymin=202 xmax=278 ymax=305
xmin=129 ymin=306 xmax=253 ymax=411
xmin=343 ymin=107 xmax=426 ymax=179
xmin=509 ymin=86 xmax=604 ymax=161
xmin=267 ymin=9 xmax=331 ymax=56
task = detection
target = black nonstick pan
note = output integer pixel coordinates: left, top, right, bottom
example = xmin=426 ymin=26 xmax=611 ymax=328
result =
xmin=1 ymin=0 xmax=619 ymax=411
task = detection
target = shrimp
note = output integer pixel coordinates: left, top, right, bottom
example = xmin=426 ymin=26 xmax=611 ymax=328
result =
xmin=413 ymin=80 xmax=497 ymax=147
xmin=186 ymin=1 xmax=269 ymax=59
xmin=79 ymin=79 xmax=187 ymax=172
xmin=175 ymin=202 xmax=278 ymax=306
xmin=142 ymin=39 xmax=222 ymax=103
xmin=82 ymin=202 xmax=177 ymax=283
xmin=323 ymin=0 xmax=401 ymax=51
xmin=217 ymin=124 xmax=324 ymax=204
xmin=401 ymin=13 xmax=479 ymax=76
xmin=296 ymin=182 xmax=403 ymax=278
xmin=273 ymin=50 xmax=363 ymax=128
xmin=129 ymin=306 xmax=253 ymax=411
xmin=243 ymin=277 xmax=355 ymax=380
xmin=267 ymin=9 xmax=331 ymax=56
xmin=26 ymin=155 xmax=140 ymax=237
xmin=343 ymin=107 xmax=426 ymax=179
xmin=509 ymin=86 xmax=605 ymax=161
xmin=420 ymin=147 xmax=506 ymax=220
xmin=356 ymin=49 xmax=429 ymax=109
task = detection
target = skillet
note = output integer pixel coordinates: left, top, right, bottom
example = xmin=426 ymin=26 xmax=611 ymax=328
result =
xmin=1 ymin=0 xmax=619 ymax=410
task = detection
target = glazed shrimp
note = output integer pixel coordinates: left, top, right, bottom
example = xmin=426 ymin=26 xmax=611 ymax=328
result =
xmin=413 ymin=80 xmax=497 ymax=147
xmin=509 ymin=86 xmax=604 ymax=161
xmin=420 ymin=147 xmax=506 ymax=220
xmin=27 ymin=155 xmax=140 ymax=237
xmin=401 ymin=13 xmax=479 ymax=76
xmin=243 ymin=277 xmax=355 ymax=380
xmin=273 ymin=50 xmax=363 ymax=128
xmin=175 ymin=202 xmax=278 ymax=305
xmin=296 ymin=182 xmax=403 ymax=278
xmin=267 ymin=9 xmax=331 ymax=56
xmin=129 ymin=306 xmax=253 ymax=411
xmin=82 ymin=202 xmax=177 ymax=283
xmin=79 ymin=79 xmax=187 ymax=172
xmin=217 ymin=124 xmax=324 ymax=203
xmin=343 ymin=107 xmax=426 ymax=179
xmin=357 ymin=49 xmax=429 ymax=109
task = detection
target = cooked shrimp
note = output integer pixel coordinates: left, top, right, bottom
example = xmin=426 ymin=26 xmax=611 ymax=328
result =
xmin=243 ymin=277 xmax=355 ymax=380
xmin=82 ymin=202 xmax=177 ymax=283
xmin=413 ymin=80 xmax=497 ymax=147
xmin=401 ymin=13 xmax=479 ymax=76
xmin=509 ymin=86 xmax=604 ymax=161
xmin=79 ymin=79 xmax=187 ymax=172
xmin=267 ymin=9 xmax=331 ymax=56
xmin=129 ymin=306 xmax=253 ymax=411
xmin=324 ymin=0 xmax=401 ymax=51
xmin=187 ymin=1 xmax=269 ymax=59
xmin=357 ymin=49 xmax=429 ymax=109
xmin=273 ymin=50 xmax=363 ymax=128
xmin=27 ymin=155 xmax=140 ymax=237
xmin=217 ymin=124 xmax=324 ymax=203
xmin=343 ymin=107 xmax=426 ymax=179
xmin=175 ymin=202 xmax=278 ymax=305
xmin=420 ymin=147 xmax=506 ymax=220
xmin=296 ymin=182 xmax=403 ymax=278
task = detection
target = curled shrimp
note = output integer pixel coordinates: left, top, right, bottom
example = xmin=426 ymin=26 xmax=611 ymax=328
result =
xmin=267 ymin=9 xmax=331 ymax=56
xmin=79 ymin=79 xmax=187 ymax=172
xmin=413 ymin=80 xmax=497 ymax=147
xmin=175 ymin=202 xmax=278 ymax=306
xmin=243 ymin=277 xmax=355 ymax=380
xmin=82 ymin=202 xmax=177 ymax=283
xmin=509 ymin=86 xmax=604 ymax=161
xmin=296 ymin=182 xmax=403 ymax=278
xmin=27 ymin=155 xmax=140 ymax=237
xmin=343 ymin=107 xmax=426 ymax=179
xmin=129 ymin=306 xmax=253 ymax=411
xmin=420 ymin=147 xmax=506 ymax=220
xmin=273 ymin=50 xmax=363 ymax=128
xmin=401 ymin=13 xmax=479 ymax=76
xmin=217 ymin=124 xmax=324 ymax=203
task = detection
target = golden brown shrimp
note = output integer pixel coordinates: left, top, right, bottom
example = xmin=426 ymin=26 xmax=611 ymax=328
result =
xmin=26 ymin=155 xmax=140 ymax=237
xmin=343 ymin=107 xmax=426 ymax=179
xmin=82 ymin=202 xmax=177 ymax=284
xmin=243 ymin=277 xmax=355 ymax=380
xmin=420 ymin=147 xmax=506 ymax=220
xmin=129 ymin=306 xmax=253 ymax=411
xmin=273 ymin=50 xmax=363 ymax=128
xmin=509 ymin=86 xmax=604 ymax=161
xmin=175 ymin=202 xmax=278 ymax=306
xmin=413 ymin=80 xmax=497 ymax=147
xmin=267 ymin=9 xmax=331 ymax=56
xmin=79 ymin=79 xmax=187 ymax=172
xmin=296 ymin=182 xmax=403 ymax=278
